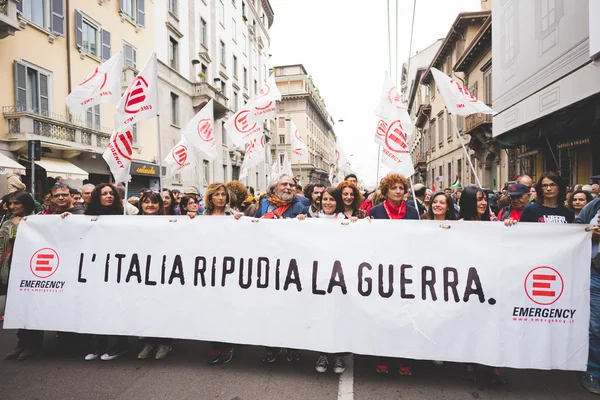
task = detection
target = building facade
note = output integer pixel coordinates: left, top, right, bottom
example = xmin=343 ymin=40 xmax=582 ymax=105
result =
xmin=492 ymin=0 xmax=599 ymax=186
xmin=274 ymin=64 xmax=337 ymax=186
xmin=0 ymin=0 xmax=158 ymax=198
xmin=154 ymin=0 xmax=273 ymax=194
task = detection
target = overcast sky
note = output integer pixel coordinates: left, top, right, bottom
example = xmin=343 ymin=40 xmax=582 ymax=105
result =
xmin=269 ymin=0 xmax=481 ymax=188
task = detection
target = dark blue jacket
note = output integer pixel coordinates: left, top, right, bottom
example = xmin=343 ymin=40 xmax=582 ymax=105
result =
xmin=297 ymin=195 xmax=310 ymax=207
xmin=254 ymin=196 xmax=307 ymax=219
xmin=369 ymin=203 xmax=419 ymax=220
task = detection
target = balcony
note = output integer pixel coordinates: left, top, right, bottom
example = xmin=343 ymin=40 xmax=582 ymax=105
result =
xmin=464 ymin=113 xmax=492 ymax=134
xmin=2 ymin=106 xmax=112 ymax=153
xmin=0 ymin=0 xmax=21 ymax=39
xmin=192 ymin=82 xmax=229 ymax=119
xmin=414 ymin=153 xmax=427 ymax=173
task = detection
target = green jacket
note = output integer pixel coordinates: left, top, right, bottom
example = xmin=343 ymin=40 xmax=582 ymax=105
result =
xmin=0 ymin=217 xmax=19 ymax=285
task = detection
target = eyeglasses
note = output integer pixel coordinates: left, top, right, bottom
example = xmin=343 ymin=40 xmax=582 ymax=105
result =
xmin=541 ymin=183 xmax=558 ymax=189
xmin=52 ymin=193 xmax=69 ymax=198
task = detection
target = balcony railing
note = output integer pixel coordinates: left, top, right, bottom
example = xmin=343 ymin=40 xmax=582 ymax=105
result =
xmin=464 ymin=113 xmax=492 ymax=133
xmin=0 ymin=0 xmax=21 ymax=39
xmin=3 ymin=106 xmax=112 ymax=151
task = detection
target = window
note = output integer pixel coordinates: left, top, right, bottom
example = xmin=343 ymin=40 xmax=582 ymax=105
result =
xmin=447 ymin=111 xmax=453 ymax=142
xmin=223 ymin=164 xmax=228 ymax=181
xmin=438 ymin=113 xmax=444 ymax=146
xmin=243 ymin=67 xmax=248 ymax=88
xmin=483 ymin=69 xmax=492 ymax=105
xmin=232 ymin=18 xmax=237 ymax=42
xmin=221 ymin=80 xmax=226 ymax=92
xmin=222 ymin=121 xmax=227 ymax=144
xmin=457 ymin=159 xmax=462 ymax=181
xmin=278 ymin=118 xmax=285 ymax=128
xmin=502 ymin=1 xmax=518 ymax=66
xmin=170 ymin=93 xmax=179 ymax=126
xmin=200 ymin=18 xmax=208 ymax=47
xmin=220 ymin=40 xmax=226 ymax=67
xmin=169 ymin=37 xmax=178 ymax=70
xmin=232 ymin=91 xmax=238 ymax=112
xmin=430 ymin=80 xmax=436 ymax=100
xmin=252 ymin=49 xmax=258 ymax=69
xmin=13 ymin=61 xmax=51 ymax=115
xmin=233 ymin=55 xmax=238 ymax=78
xmin=20 ymin=0 xmax=66 ymax=34
xmin=120 ymin=0 xmax=144 ymax=26
xmin=22 ymin=0 xmax=46 ymax=27
xmin=131 ymin=123 xmax=138 ymax=145
xmin=219 ymin=0 xmax=225 ymax=26
xmin=448 ymin=162 xmax=452 ymax=188
xmin=201 ymin=64 xmax=208 ymax=82
xmin=537 ymin=0 xmax=563 ymax=38
xmin=168 ymin=0 xmax=178 ymax=16
xmin=243 ymin=33 xmax=248 ymax=55
xmin=82 ymin=18 xmax=99 ymax=57
xmin=469 ymin=81 xmax=478 ymax=99
xmin=203 ymin=160 xmax=210 ymax=185
xmin=430 ymin=120 xmax=436 ymax=151
xmin=253 ymin=79 xmax=257 ymax=95
xmin=86 ymin=105 xmax=101 ymax=130
xmin=279 ymin=135 xmax=285 ymax=144
xmin=123 ymin=42 xmax=137 ymax=68
xmin=242 ymin=1 xmax=246 ymax=16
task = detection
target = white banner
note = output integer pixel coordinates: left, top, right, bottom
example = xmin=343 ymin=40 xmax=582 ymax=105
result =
xmin=239 ymin=133 xmax=266 ymax=179
xmin=165 ymin=136 xmax=197 ymax=175
xmin=290 ymin=120 xmax=309 ymax=163
xmin=181 ymin=100 xmax=216 ymax=160
xmin=374 ymin=73 xmax=414 ymax=136
xmin=4 ymin=217 xmax=591 ymax=371
xmin=379 ymin=117 xmax=415 ymax=177
xmin=224 ymin=107 xmax=264 ymax=147
xmin=102 ymin=130 xmax=134 ymax=183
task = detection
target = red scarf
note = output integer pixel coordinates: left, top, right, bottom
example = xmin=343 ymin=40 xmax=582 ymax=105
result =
xmin=383 ymin=199 xmax=407 ymax=220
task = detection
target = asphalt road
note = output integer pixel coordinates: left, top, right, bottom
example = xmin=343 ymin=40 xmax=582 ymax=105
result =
xmin=0 ymin=295 xmax=595 ymax=400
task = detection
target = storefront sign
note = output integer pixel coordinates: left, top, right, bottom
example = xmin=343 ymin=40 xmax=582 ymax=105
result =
xmin=557 ymin=137 xmax=591 ymax=150
xmin=519 ymin=149 xmax=539 ymax=158
xmin=130 ymin=161 xmax=165 ymax=177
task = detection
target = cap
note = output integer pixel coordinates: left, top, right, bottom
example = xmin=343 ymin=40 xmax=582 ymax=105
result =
xmin=508 ymin=183 xmax=529 ymax=196
xmin=183 ymin=187 xmax=199 ymax=195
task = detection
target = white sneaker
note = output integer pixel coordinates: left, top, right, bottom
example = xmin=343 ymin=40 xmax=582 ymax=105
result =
xmin=333 ymin=356 xmax=346 ymax=374
xmin=101 ymin=345 xmax=128 ymax=361
xmin=84 ymin=348 xmax=104 ymax=361
xmin=137 ymin=344 xmax=155 ymax=360
xmin=315 ymin=354 xmax=329 ymax=373
xmin=155 ymin=344 xmax=172 ymax=360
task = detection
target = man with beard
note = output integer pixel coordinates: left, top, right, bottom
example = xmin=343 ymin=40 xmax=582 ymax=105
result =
xmin=305 ymin=183 xmax=325 ymax=217
xmin=254 ymin=174 xmax=306 ymax=219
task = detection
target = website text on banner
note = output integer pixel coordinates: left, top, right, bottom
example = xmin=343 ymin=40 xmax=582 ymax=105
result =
xmin=4 ymin=216 xmax=591 ymax=371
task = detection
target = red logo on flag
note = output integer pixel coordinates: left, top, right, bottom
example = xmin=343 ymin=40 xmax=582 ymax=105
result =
xmin=376 ymin=119 xmax=388 ymax=141
xmin=78 ymin=67 xmax=107 ymax=90
xmin=385 ymin=120 xmax=408 ymax=153
xmin=112 ymin=131 xmax=134 ymax=161
xmin=29 ymin=248 xmax=60 ymax=279
xmin=255 ymin=101 xmax=273 ymax=111
xmin=294 ymin=129 xmax=303 ymax=143
xmin=234 ymin=110 xmax=258 ymax=134
xmin=124 ymin=76 xmax=149 ymax=114
xmin=172 ymin=145 xmax=188 ymax=166
xmin=336 ymin=150 xmax=341 ymax=162
xmin=257 ymin=84 xmax=271 ymax=99
xmin=197 ymin=118 xmax=214 ymax=142
xmin=450 ymin=79 xmax=478 ymax=103
xmin=524 ymin=266 xmax=564 ymax=305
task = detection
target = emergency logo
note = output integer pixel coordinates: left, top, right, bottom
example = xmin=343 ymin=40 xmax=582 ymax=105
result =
xmin=21 ymin=248 xmax=65 ymax=292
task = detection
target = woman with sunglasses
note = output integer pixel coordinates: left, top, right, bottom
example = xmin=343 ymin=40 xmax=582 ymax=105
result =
xmin=519 ymin=172 xmax=574 ymax=224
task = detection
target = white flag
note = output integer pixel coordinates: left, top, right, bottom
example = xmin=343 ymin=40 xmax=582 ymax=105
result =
xmin=66 ymin=52 xmax=124 ymax=117
xmin=335 ymin=142 xmax=352 ymax=173
xmin=374 ymin=73 xmax=414 ymax=136
xmin=224 ymin=107 xmax=264 ymax=147
xmin=165 ymin=137 xmax=197 ymax=175
xmin=239 ymin=133 xmax=266 ymax=179
xmin=181 ymin=100 xmax=216 ymax=159
xmin=379 ymin=118 xmax=415 ymax=177
xmin=115 ymin=53 xmax=158 ymax=133
xmin=328 ymin=166 xmax=335 ymax=185
xmin=102 ymin=130 xmax=134 ymax=183
xmin=431 ymin=67 xmax=496 ymax=116
xmin=270 ymin=160 xmax=281 ymax=180
xmin=289 ymin=120 xmax=309 ymax=163
xmin=282 ymin=152 xmax=293 ymax=177
xmin=247 ymin=78 xmax=282 ymax=123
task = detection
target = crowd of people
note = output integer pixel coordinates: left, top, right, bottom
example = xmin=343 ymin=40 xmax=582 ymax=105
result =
xmin=0 ymin=169 xmax=599 ymax=394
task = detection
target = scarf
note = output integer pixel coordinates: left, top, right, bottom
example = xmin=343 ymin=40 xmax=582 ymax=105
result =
xmin=268 ymin=194 xmax=292 ymax=208
xmin=383 ymin=199 xmax=407 ymax=220
xmin=263 ymin=194 xmax=293 ymax=219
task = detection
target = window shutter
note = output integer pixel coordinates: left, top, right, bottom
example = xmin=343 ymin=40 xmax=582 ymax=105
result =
xmin=101 ymin=29 xmax=111 ymax=61
xmin=13 ymin=61 xmax=27 ymax=111
xmin=50 ymin=0 xmax=65 ymax=36
xmin=137 ymin=0 xmax=145 ymax=27
xmin=75 ymin=10 xmax=83 ymax=49
xmin=119 ymin=0 xmax=124 ymax=12
xmin=39 ymin=74 xmax=50 ymax=115
xmin=16 ymin=0 xmax=22 ymax=13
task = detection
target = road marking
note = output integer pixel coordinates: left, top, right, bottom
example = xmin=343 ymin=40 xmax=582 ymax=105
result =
xmin=337 ymin=354 xmax=354 ymax=400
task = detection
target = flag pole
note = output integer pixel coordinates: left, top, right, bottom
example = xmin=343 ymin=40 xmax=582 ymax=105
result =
xmin=123 ymin=164 xmax=132 ymax=216
xmin=156 ymin=115 xmax=163 ymax=192
xmin=376 ymin=147 xmax=381 ymax=184
xmin=449 ymin=112 xmax=482 ymax=188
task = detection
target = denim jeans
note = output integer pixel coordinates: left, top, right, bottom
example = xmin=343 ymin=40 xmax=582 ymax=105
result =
xmin=587 ymin=271 xmax=600 ymax=378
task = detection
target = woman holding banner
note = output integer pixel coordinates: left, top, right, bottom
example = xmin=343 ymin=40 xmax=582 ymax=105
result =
xmin=337 ymin=181 xmax=367 ymax=219
xmin=136 ymin=191 xmax=175 ymax=360
xmin=162 ymin=189 xmax=178 ymax=216
xmin=83 ymin=184 xmax=130 ymax=361
xmin=369 ymin=173 xmax=417 ymax=376
xmin=426 ymin=192 xmax=457 ymax=221
xmin=3 ymin=191 xmax=41 ymax=361
xmin=519 ymin=172 xmax=574 ymax=224
xmin=179 ymin=195 xmax=200 ymax=216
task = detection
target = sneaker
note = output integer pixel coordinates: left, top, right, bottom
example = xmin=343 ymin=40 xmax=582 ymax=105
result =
xmin=376 ymin=361 xmax=389 ymax=374
xmin=17 ymin=348 xmax=36 ymax=361
xmin=333 ymin=356 xmax=346 ymax=374
xmin=5 ymin=347 xmax=24 ymax=360
xmin=398 ymin=363 xmax=412 ymax=376
xmin=137 ymin=344 xmax=155 ymax=360
xmin=218 ymin=347 xmax=233 ymax=364
xmin=462 ymin=365 xmax=477 ymax=382
xmin=286 ymin=349 xmax=301 ymax=362
xmin=315 ymin=354 xmax=329 ymax=373
xmin=490 ymin=367 xmax=506 ymax=385
xmin=263 ymin=350 xmax=277 ymax=363
xmin=581 ymin=374 xmax=600 ymax=395
xmin=155 ymin=344 xmax=171 ymax=360
xmin=101 ymin=345 xmax=128 ymax=361
xmin=432 ymin=360 xmax=444 ymax=365
xmin=85 ymin=348 xmax=105 ymax=361
xmin=208 ymin=348 xmax=221 ymax=365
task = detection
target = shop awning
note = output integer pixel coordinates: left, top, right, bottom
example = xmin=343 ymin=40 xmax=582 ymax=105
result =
xmin=35 ymin=157 xmax=89 ymax=181
xmin=0 ymin=153 xmax=25 ymax=175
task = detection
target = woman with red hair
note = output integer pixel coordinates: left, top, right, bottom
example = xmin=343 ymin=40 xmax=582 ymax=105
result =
xmin=337 ymin=181 xmax=367 ymax=219
xmin=369 ymin=173 xmax=419 ymax=220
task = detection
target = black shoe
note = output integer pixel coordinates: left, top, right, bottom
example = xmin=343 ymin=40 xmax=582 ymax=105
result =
xmin=286 ymin=349 xmax=301 ymax=362
xmin=17 ymin=348 xmax=36 ymax=360
xmin=5 ymin=347 xmax=24 ymax=360
xmin=218 ymin=347 xmax=234 ymax=364
xmin=263 ymin=350 xmax=277 ymax=363
xmin=462 ymin=365 xmax=477 ymax=382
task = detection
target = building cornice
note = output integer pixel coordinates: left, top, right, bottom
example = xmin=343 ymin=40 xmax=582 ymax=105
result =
xmin=454 ymin=16 xmax=492 ymax=73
